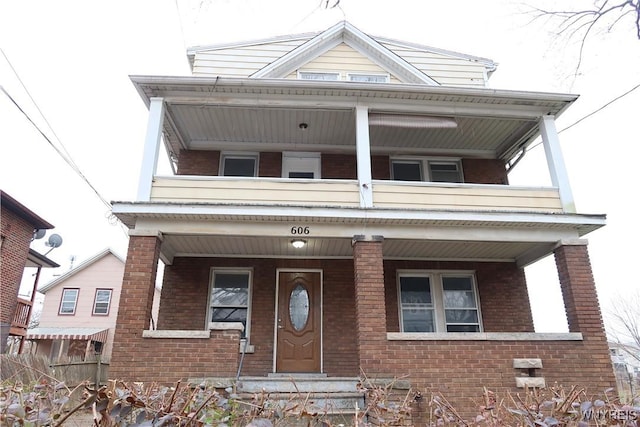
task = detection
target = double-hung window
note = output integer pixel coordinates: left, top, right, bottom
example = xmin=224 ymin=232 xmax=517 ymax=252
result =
xmin=391 ymin=158 xmax=463 ymax=183
xmin=93 ymin=289 xmax=113 ymax=315
xmin=59 ymin=288 xmax=79 ymax=315
xmin=221 ymin=154 xmax=258 ymax=177
xmin=398 ymin=272 xmax=481 ymax=333
xmin=209 ymin=269 xmax=252 ymax=338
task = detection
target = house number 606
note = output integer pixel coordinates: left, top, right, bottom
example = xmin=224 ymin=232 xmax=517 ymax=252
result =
xmin=291 ymin=226 xmax=310 ymax=235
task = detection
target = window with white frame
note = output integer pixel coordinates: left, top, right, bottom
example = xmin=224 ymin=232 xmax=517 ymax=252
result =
xmin=93 ymin=289 xmax=113 ymax=315
xmin=209 ymin=269 xmax=252 ymax=338
xmin=391 ymin=158 xmax=463 ymax=183
xmin=298 ymin=71 xmax=340 ymax=81
xmin=398 ymin=272 xmax=481 ymax=333
xmin=59 ymin=288 xmax=79 ymax=315
xmin=347 ymin=73 xmax=390 ymax=83
xmin=221 ymin=154 xmax=258 ymax=177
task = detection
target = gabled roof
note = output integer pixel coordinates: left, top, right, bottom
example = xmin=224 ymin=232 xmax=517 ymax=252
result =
xmin=38 ymin=248 xmax=125 ymax=293
xmin=0 ymin=190 xmax=54 ymax=230
xmin=186 ymin=21 xmax=497 ymax=85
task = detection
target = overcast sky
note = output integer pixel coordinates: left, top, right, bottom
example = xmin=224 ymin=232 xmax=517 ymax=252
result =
xmin=1 ymin=0 xmax=638 ymax=333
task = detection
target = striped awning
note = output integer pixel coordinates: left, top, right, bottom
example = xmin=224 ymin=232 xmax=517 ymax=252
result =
xmin=26 ymin=327 xmax=109 ymax=342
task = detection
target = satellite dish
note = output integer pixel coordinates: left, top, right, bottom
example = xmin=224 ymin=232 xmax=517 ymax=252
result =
xmin=33 ymin=229 xmax=46 ymax=240
xmin=46 ymin=234 xmax=63 ymax=248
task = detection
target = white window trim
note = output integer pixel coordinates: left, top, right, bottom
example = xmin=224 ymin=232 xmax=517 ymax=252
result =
xmin=397 ymin=270 xmax=482 ymax=333
xmin=207 ymin=267 xmax=254 ymax=341
xmin=219 ymin=152 xmax=259 ymax=177
xmin=391 ymin=156 xmax=464 ymax=183
xmin=92 ymin=288 xmax=112 ymax=315
xmin=297 ymin=71 xmax=341 ymax=81
xmin=346 ymin=72 xmax=390 ymax=83
xmin=282 ymin=151 xmax=321 ymax=179
xmin=59 ymin=288 xmax=79 ymax=315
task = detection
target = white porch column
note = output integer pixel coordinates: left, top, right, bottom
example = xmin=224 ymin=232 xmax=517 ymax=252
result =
xmin=539 ymin=115 xmax=575 ymax=213
xmin=137 ymin=97 xmax=165 ymax=201
xmin=355 ymin=106 xmax=373 ymax=208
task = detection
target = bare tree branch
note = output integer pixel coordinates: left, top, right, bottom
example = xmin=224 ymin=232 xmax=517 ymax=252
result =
xmin=526 ymin=0 xmax=640 ymax=76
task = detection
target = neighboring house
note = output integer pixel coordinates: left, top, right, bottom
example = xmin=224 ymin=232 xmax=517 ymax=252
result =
xmin=27 ymin=249 xmax=125 ymax=361
xmin=109 ymin=21 xmax=615 ymax=421
xmin=610 ymin=342 xmax=640 ymax=397
xmin=1 ymin=190 xmax=58 ymax=353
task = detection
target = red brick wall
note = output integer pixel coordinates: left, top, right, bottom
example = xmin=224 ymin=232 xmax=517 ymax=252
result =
xmin=175 ymin=151 xmax=506 ymax=185
xmin=383 ymin=260 xmax=534 ymax=333
xmin=0 ymin=208 xmax=33 ymax=327
xmin=177 ymin=150 xmax=220 ymax=175
xmin=115 ymin=246 xmax=614 ymax=422
xmin=156 ymin=257 xmax=359 ymax=377
xmin=462 ymin=158 xmax=509 ymax=184
xmin=258 ymin=152 xmax=282 ymax=177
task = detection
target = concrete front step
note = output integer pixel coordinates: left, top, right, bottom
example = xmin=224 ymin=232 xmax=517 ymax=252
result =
xmin=237 ymin=376 xmax=361 ymax=394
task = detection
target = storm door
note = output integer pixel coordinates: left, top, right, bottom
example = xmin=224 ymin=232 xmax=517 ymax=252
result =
xmin=275 ymin=271 xmax=322 ymax=373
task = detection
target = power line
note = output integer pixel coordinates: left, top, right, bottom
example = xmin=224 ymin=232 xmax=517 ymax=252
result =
xmin=515 ymin=81 xmax=640 ymax=161
xmin=0 ymin=85 xmax=112 ymax=212
xmin=558 ymin=82 xmax=640 ymax=134
xmin=1 ymin=48 xmax=130 ymax=239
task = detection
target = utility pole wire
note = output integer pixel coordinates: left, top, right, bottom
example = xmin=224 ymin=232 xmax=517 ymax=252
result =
xmin=559 ymin=81 xmax=640 ymax=134
xmin=0 ymin=86 xmax=112 ymax=211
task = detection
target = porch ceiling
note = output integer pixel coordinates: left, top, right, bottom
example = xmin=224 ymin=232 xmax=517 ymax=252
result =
xmin=131 ymin=76 xmax=577 ymax=164
xmin=113 ymin=204 xmax=605 ymax=267
xmin=159 ymin=234 xmax=550 ymax=265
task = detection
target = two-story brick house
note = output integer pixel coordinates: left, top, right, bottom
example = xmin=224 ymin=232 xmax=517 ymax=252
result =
xmin=109 ymin=22 xmax=615 ymax=421
xmin=1 ymin=190 xmax=58 ymax=354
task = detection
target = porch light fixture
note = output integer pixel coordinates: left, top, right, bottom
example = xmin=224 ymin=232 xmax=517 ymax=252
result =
xmin=291 ymin=239 xmax=307 ymax=249
xmin=368 ymin=113 xmax=458 ymax=129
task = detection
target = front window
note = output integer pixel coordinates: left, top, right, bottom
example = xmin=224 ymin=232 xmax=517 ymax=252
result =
xmin=221 ymin=154 xmax=258 ymax=177
xmin=391 ymin=158 xmax=463 ymax=183
xmin=59 ymin=288 xmax=79 ymax=315
xmin=93 ymin=289 xmax=113 ymax=315
xmin=398 ymin=272 xmax=481 ymax=333
xmin=209 ymin=269 xmax=252 ymax=338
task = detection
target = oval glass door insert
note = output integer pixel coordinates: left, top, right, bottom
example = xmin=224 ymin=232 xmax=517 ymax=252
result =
xmin=289 ymin=284 xmax=309 ymax=331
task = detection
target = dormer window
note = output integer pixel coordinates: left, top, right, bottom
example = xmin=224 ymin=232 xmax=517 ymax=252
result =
xmin=391 ymin=158 xmax=463 ymax=183
xmin=221 ymin=154 xmax=258 ymax=177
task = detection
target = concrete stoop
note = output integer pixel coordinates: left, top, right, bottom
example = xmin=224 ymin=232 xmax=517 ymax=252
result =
xmin=194 ymin=375 xmax=365 ymax=425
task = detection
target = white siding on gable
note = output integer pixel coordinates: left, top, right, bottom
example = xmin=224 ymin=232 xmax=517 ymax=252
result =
xmin=381 ymin=42 xmax=488 ymax=87
xmin=287 ymin=43 xmax=402 ymax=83
xmin=192 ymin=39 xmax=307 ymax=77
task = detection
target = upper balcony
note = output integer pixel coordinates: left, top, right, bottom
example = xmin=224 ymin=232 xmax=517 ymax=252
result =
xmin=112 ymin=77 xmax=605 ymax=265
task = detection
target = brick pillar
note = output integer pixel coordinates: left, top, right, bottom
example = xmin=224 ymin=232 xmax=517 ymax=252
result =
xmin=555 ymin=240 xmax=616 ymax=386
xmin=110 ymin=234 xmax=161 ymax=377
xmin=352 ymin=235 xmax=386 ymax=374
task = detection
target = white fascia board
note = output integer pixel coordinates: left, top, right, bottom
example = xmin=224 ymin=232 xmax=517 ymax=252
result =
xmin=162 ymin=92 xmax=567 ymax=120
xmin=130 ymin=218 xmax=581 ymax=244
xmin=111 ymin=202 xmax=606 ymax=228
xmin=252 ymin=21 xmax=346 ymax=78
xmin=342 ymin=23 xmax=437 ymax=85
